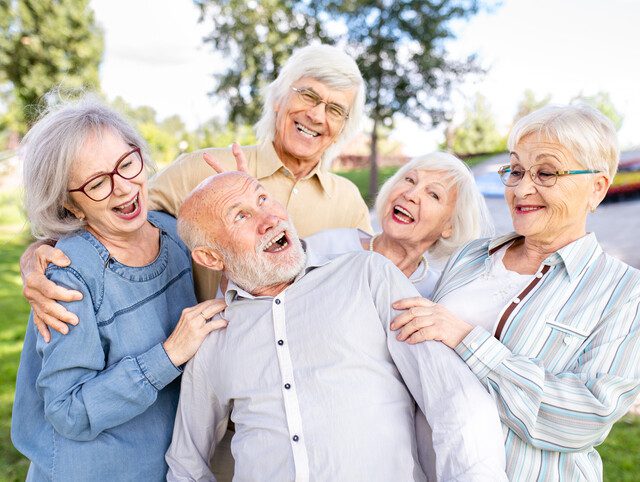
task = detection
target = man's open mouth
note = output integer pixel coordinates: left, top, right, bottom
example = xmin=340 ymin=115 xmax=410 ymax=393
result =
xmin=295 ymin=122 xmax=320 ymax=138
xmin=263 ymin=232 xmax=289 ymax=253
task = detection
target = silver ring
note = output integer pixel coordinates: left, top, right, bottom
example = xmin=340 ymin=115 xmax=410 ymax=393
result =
xmin=199 ymin=312 xmax=207 ymax=321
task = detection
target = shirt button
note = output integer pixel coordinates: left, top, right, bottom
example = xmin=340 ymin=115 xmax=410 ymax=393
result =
xmin=292 ymin=435 xmax=299 ymax=442
xmin=284 ymin=383 xmax=291 ymax=389
xmin=535 ymin=272 xmax=543 ymax=278
xmin=513 ymin=297 xmax=521 ymax=304
xmin=293 ymin=187 xmax=299 ymax=194
xmin=277 ymin=339 xmax=284 ymax=346
xmin=275 ymin=299 xmax=281 ymax=305
xmin=563 ymin=336 xmax=571 ymax=345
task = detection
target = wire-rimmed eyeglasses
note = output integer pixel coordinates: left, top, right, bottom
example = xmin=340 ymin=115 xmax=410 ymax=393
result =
xmin=291 ymin=87 xmax=350 ymax=121
xmin=497 ymin=164 xmax=601 ymax=187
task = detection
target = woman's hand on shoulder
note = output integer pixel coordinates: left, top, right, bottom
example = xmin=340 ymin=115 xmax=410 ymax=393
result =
xmin=21 ymin=241 xmax=83 ymax=342
xmin=390 ymin=297 xmax=473 ymax=349
xmin=163 ymin=298 xmax=228 ymax=367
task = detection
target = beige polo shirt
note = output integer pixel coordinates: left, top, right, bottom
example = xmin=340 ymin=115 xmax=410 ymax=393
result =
xmin=148 ymin=142 xmax=372 ymax=301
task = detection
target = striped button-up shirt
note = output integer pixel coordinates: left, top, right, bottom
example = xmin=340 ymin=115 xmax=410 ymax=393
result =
xmin=432 ymin=232 xmax=640 ymax=481
xmin=166 ymin=249 xmax=506 ymax=481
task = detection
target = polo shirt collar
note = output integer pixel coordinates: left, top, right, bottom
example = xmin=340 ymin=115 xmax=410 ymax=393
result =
xmin=255 ymin=141 xmax=331 ymax=195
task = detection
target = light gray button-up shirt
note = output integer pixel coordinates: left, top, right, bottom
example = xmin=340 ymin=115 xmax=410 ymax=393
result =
xmin=166 ymin=249 xmax=506 ymax=481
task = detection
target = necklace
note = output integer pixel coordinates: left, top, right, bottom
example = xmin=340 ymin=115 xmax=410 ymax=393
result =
xmin=368 ymin=233 xmax=429 ymax=284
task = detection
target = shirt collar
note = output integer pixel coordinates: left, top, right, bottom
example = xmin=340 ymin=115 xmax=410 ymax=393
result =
xmin=224 ymin=240 xmax=333 ymax=304
xmin=255 ymin=141 xmax=331 ymax=195
xmin=487 ymin=232 xmax=602 ymax=282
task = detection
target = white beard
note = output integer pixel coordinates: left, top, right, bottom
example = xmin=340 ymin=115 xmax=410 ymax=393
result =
xmin=222 ymin=222 xmax=307 ymax=294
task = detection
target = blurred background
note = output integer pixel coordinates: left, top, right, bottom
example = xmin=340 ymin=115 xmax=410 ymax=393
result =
xmin=1 ymin=0 xmax=639 ymax=480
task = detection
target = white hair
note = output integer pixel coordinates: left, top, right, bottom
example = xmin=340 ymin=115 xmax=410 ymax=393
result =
xmin=508 ymin=104 xmax=619 ymax=178
xmin=254 ymin=44 xmax=365 ymax=168
xmin=375 ymin=151 xmax=494 ymax=259
xmin=21 ymin=94 xmax=154 ymax=240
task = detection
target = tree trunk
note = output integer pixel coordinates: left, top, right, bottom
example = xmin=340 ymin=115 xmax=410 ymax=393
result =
xmin=368 ymin=117 xmax=379 ymax=204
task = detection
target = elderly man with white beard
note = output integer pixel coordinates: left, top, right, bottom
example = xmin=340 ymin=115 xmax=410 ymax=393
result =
xmin=166 ymin=171 xmax=507 ymax=482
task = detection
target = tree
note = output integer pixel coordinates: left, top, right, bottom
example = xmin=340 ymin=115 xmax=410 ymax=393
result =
xmin=0 ymin=0 xmax=103 ymax=132
xmin=194 ymin=0 xmax=331 ymax=125
xmin=447 ymin=93 xmax=505 ymax=156
xmin=196 ymin=0 xmax=488 ymax=199
xmin=513 ymin=89 xmax=551 ymax=123
xmin=326 ymin=0 xmax=486 ymax=198
xmin=572 ymin=91 xmax=623 ymax=130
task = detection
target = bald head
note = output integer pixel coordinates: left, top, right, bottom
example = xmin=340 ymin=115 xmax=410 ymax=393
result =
xmin=178 ymin=171 xmax=258 ymax=251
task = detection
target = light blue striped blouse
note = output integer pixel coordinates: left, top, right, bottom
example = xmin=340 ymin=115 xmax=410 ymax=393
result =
xmin=432 ymin=232 xmax=640 ymax=481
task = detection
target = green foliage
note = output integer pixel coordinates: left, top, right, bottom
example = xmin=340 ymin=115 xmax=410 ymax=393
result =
xmin=109 ymin=96 xmax=257 ymax=167
xmin=572 ymin=91 xmax=624 ymax=130
xmin=0 ymin=0 xmax=104 ymax=132
xmin=447 ymin=93 xmax=506 ymax=155
xmin=188 ymin=119 xmax=257 ymax=152
xmin=335 ymin=165 xmax=400 ymax=206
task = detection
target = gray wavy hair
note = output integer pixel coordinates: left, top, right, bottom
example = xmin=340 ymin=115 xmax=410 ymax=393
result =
xmin=254 ymin=44 xmax=365 ymax=169
xmin=21 ymin=95 xmax=154 ymax=240
xmin=375 ymin=151 xmax=494 ymax=259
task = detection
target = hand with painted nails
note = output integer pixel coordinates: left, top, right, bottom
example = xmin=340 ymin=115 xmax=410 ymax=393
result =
xmin=391 ymin=296 xmax=473 ymax=348
xmin=21 ymin=241 xmax=83 ymax=343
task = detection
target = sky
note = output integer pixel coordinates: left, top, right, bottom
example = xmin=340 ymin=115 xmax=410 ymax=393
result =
xmin=91 ymin=0 xmax=640 ymax=155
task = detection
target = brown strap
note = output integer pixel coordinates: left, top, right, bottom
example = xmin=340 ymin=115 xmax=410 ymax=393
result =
xmin=494 ymin=264 xmax=551 ymax=340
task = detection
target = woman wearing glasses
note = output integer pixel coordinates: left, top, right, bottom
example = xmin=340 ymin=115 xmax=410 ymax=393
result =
xmin=12 ymin=97 xmax=227 ymax=481
xmin=393 ymin=104 xmax=640 ymax=480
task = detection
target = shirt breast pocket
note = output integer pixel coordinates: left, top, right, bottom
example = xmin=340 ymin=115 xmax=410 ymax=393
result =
xmin=541 ymin=320 xmax=592 ymax=372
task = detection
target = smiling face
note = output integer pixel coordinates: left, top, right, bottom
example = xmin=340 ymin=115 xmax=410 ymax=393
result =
xmin=273 ymin=77 xmax=356 ymax=169
xmin=195 ymin=173 xmax=306 ymax=293
xmin=506 ymin=133 xmax=609 ymax=246
xmin=65 ymin=128 xmax=148 ymax=243
xmin=380 ymin=169 xmax=457 ymax=250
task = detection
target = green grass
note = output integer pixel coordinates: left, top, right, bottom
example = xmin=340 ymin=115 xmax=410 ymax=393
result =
xmin=600 ymin=414 xmax=640 ymax=481
xmin=0 ymin=190 xmax=32 ymax=482
xmin=0 ymin=188 xmax=638 ymax=480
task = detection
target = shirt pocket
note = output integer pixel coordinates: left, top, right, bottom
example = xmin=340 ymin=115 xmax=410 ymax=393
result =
xmin=540 ymin=319 xmax=591 ymax=372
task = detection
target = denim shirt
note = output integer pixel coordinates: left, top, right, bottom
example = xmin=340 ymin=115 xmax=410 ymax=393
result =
xmin=12 ymin=211 xmax=197 ymax=481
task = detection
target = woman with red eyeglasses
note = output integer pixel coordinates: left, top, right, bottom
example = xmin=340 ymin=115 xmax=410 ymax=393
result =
xmin=12 ymin=96 xmax=227 ymax=481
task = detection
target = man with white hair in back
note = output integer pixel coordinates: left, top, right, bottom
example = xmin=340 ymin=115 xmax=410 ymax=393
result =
xmin=166 ymin=171 xmax=507 ymax=481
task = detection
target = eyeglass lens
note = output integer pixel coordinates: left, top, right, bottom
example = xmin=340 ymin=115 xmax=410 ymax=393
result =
xmin=83 ymin=150 xmax=143 ymax=200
